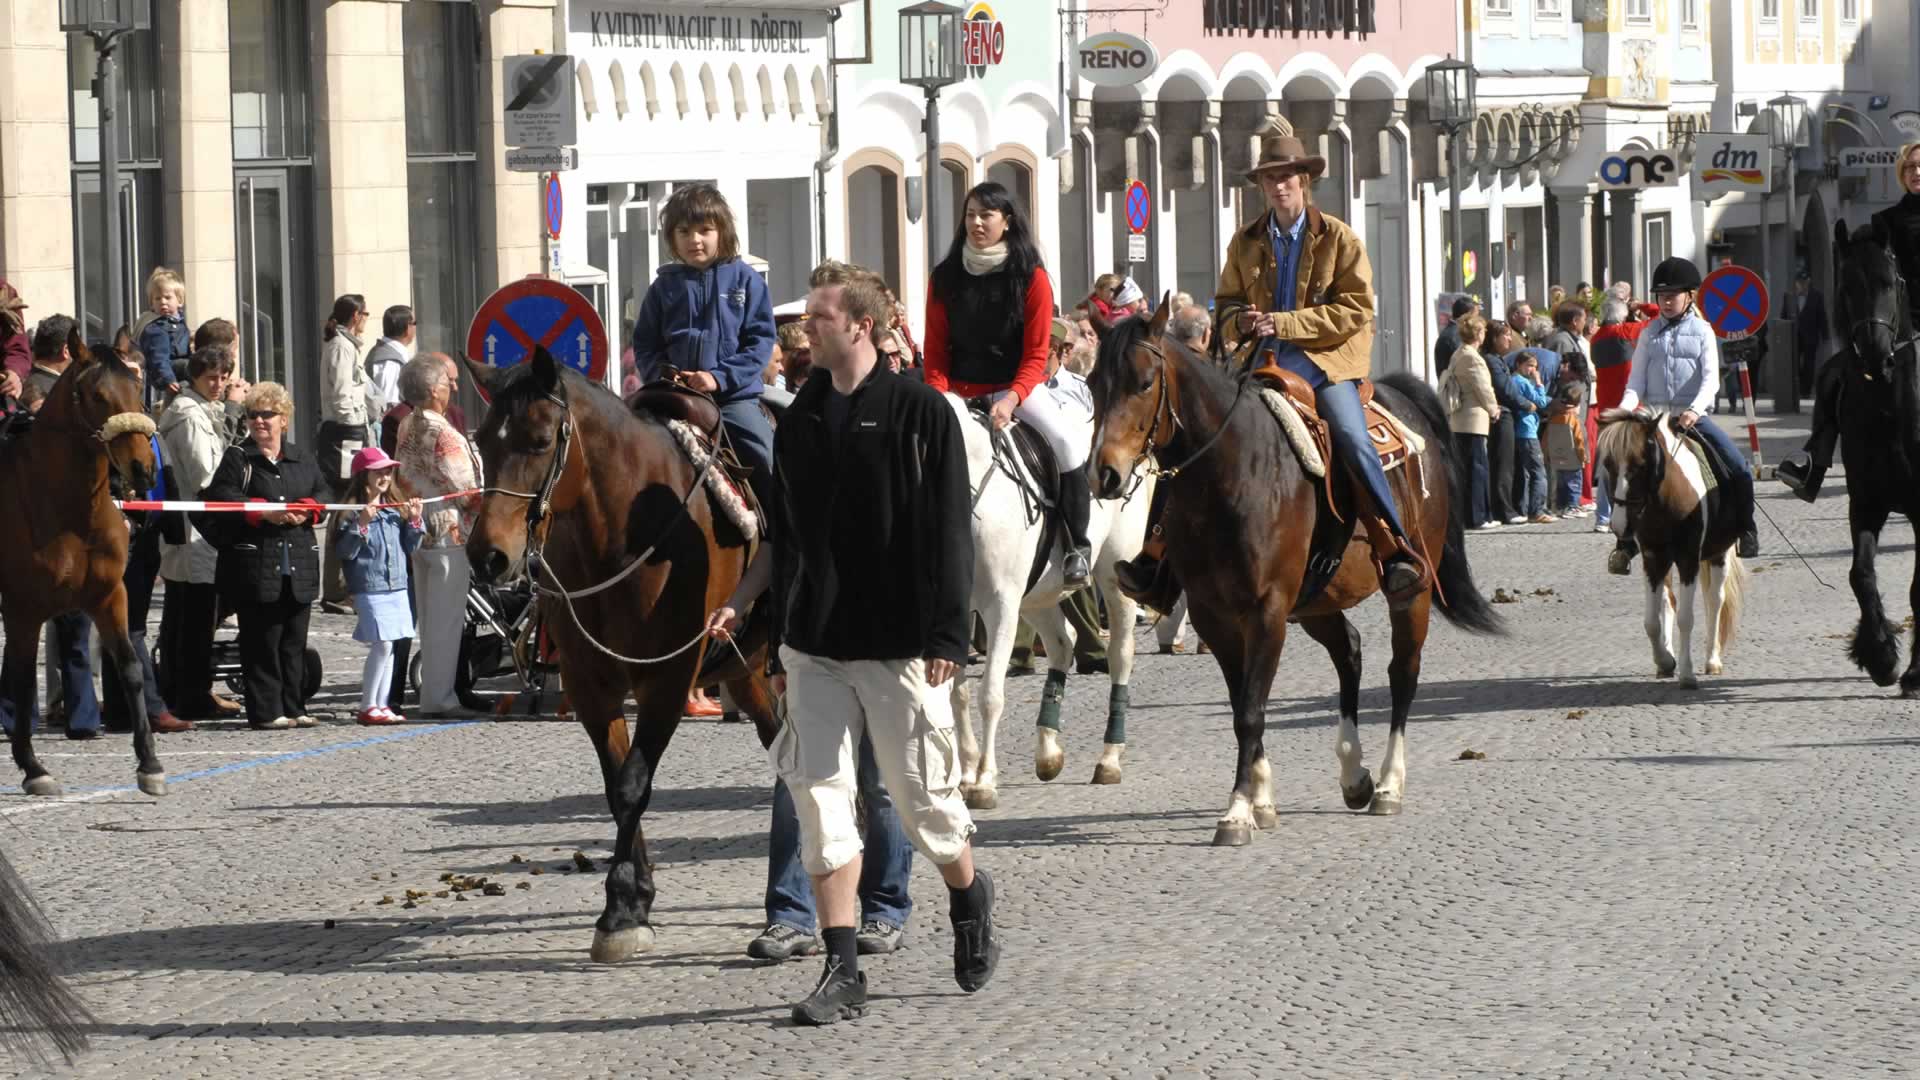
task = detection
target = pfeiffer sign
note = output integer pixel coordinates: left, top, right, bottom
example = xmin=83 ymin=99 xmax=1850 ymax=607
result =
xmin=1074 ymin=31 xmax=1158 ymax=88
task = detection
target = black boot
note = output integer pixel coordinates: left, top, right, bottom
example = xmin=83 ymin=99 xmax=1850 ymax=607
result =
xmin=1777 ymin=451 xmax=1824 ymax=503
xmin=1059 ymin=466 xmax=1093 ymax=588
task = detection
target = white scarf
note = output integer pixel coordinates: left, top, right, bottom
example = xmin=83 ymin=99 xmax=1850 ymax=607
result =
xmin=962 ymin=241 xmax=1009 ymax=276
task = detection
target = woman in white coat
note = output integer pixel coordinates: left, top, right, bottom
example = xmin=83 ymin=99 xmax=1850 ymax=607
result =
xmin=1443 ymin=313 xmax=1501 ymax=529
xmin=157 ymin=347 xmax=241 ymax=719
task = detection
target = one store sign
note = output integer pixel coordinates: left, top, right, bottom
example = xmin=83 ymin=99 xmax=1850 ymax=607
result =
xmin=1693 ymin=134 xmax=1772 ymax=197
xmin=1839 ymin=146 xmax=1901 ymax=175
xmin=1074 ymin=31 xmax=1158 ymax=88
xmin=1595 ymin=150 xmax=1681 ymax=190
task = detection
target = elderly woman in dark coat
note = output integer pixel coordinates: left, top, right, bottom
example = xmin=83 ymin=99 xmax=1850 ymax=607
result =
xmin=200 ymin=382 xmax=330 ymax=730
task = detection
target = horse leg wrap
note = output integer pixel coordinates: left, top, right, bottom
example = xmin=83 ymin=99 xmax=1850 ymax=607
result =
xmin=1103 ymin=684 xmax=1129 ymax=746
xmin=1036 ymin=669 xmax=1069 ymax=731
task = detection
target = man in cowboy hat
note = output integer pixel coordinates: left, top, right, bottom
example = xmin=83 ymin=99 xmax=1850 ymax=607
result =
xmin=1117 ymin=119 xmax=1429 ymax=607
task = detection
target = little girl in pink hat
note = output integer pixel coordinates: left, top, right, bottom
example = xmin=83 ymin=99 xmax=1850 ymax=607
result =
xmin=333 ymin=447 xmax=424 ymax=725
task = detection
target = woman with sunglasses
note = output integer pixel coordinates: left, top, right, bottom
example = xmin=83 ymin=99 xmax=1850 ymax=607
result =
xmin=201 ymin=382 xmax=330 ymax=730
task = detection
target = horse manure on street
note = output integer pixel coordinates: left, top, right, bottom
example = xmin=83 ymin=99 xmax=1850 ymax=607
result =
xmin=1458 ymin=749 xmax=1488 ymax=761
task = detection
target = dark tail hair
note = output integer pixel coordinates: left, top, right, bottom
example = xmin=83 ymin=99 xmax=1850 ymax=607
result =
xmin=0 ymin=848 xmax=92 ymax=1065
xmin=1377 ymin=372 xmax=1505 ymax=636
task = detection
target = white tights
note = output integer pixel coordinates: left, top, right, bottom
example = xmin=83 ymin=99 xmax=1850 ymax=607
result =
xmin=361 ymin=640 xmax=395 ymax=712
xmin=989 ymin=386 xmax=1092 ymax=472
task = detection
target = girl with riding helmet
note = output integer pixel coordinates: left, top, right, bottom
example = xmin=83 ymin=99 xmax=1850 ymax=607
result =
xmin=1779 ymin=141 xmax=1920 ymax=500
xmin=1604 ymin=256 xmax=1760 ymax=574
xmin=922 ymin=180 xmax=1093 ymax=587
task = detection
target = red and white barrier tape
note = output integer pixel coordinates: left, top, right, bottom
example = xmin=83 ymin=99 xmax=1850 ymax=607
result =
xmin=113 ymin=488 xmax=485 ymax=513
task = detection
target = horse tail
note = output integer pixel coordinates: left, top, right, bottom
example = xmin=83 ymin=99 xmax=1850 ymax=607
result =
xmin=0 ymin=847 xmax=91 ymax=1065
xmin=1377 ymin=372 xmax=1505 ymax=636
xmin=1718 ymin=552 xmax=1749 ymax=649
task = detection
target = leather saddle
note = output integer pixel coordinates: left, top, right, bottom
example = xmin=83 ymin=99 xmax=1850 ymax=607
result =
xmin=968 ymin=402 xmax=1061 ymax=594
xmin=1257 ymin=366 xmax=1411 ymax=474
xmin=629 ymin=380 xmax=722 ymax=442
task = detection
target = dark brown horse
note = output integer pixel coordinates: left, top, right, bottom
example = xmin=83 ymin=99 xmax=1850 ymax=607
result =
xmin=465 ymin=348 xmax=776 ymax=962
xmin=0 ymin=333 xmax=166 ymax=798
xmin=1087 ymin=308 xmax=1501 ymax=845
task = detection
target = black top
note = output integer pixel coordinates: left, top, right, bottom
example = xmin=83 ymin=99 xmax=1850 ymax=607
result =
xmin=939 ymin=265 xmax=1029 ymax=387
xmin=200 ymin=440 xmax=330 ymax=606
xmin=767 ymin=365 xmax=973 ymax=675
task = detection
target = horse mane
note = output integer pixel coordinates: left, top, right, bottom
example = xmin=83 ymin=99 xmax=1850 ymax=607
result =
xmin=1595 ymin=411 xmax=1666 ymax=475
xmin=1836 ymin=224 xmax=1910 ymax=341
xmin=1085 ymin=312 xmax=1156 ymax=411
xmin=487 ymin=359 xmax=649 ymax=438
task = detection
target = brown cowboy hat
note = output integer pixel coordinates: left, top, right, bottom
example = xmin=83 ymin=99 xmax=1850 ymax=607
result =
xmin=1246 ymin=133 xmax=1326 ymax=184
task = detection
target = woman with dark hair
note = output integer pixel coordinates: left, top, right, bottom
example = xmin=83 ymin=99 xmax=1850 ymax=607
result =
xmin=922 ymin=181 xmax=1090 ymax=585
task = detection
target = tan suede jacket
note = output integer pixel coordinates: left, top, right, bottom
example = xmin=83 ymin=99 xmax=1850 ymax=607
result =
xmin=1215 ymin=206 xmax=1376 ymax=384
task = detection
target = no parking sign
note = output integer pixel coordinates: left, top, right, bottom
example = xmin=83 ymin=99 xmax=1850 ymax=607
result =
xmin=466 ymin=278 xmax=609 ymax=389
xmin=1698 ymin=265 xmax=1770 ymax=341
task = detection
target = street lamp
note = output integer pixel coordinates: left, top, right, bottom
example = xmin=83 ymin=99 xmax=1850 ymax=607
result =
xmin=60 ymin=0 xmax=150 ymax=340
xmin=1424 ymin=58 xmax=1477 ymax=297
xmin=1765 ymin=94 xmax=1808 ymax=283
xmin=899 ymin=1 xmax=963 ymax=272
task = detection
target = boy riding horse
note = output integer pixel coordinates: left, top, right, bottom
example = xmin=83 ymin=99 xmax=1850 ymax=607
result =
xmin=1116 ymin=123 xmax=1430 ymax=607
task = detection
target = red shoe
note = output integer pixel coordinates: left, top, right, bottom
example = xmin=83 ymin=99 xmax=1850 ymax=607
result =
xmin=684 ymin=693 xmax=724 ymax=718
xmin=356 ymin=708 xmax=401 ymax=727
xmin=150 ymin=712 xmax=193 ymax=734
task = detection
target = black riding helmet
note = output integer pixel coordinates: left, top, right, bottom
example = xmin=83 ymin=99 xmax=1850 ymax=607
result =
xmin=1650 ymin=256 xmax=1703 ymax=294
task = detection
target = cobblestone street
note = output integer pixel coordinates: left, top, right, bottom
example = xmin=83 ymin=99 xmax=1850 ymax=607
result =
xmin=6 ymin=411 xmax=1920 ymax=1077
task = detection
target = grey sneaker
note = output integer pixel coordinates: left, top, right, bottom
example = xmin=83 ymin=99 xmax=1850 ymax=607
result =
xmin=746 ymin=923 xmax=818 ymax=962
xmin=856 ymin=921 xmax=905 ymax=955
xmin=791 ymin=959 xmax=867 ymax=1026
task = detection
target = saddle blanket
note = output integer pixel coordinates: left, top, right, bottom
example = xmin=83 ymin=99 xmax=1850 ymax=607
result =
xmin=1256 ymin=386 xmax=1425 ymax=480
xmin=665 ymin=419 xmax=759 ymax=539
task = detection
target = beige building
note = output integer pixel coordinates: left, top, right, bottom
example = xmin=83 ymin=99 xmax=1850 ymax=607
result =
xmin=0 ymin=0 xmax=554 ymax=439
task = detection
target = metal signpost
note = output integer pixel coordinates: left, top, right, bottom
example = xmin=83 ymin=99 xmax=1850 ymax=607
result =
xmin=1698 ymin=264 xmax=1771 ymax=476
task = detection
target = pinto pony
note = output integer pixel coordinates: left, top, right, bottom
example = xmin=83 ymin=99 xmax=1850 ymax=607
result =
xmin=1086 ymin=307 xmax=1501 ymax=845
xmin=1594 ymin=411 xmax=1748 ymax=687
xmin=464 ymin=348 xmax=777 ymax=963
xmin=0 ymin=331 xmax=167 ymax=798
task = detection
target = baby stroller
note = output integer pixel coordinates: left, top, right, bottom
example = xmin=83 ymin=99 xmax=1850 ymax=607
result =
xmin=409 ymin=572 xmax=554 ymax=711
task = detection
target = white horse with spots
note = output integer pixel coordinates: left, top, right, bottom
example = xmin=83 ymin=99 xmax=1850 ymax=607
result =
xmin=945 ymin=393 xmax=1155 ymax=810
xmin=1596 ymin=410 xmax=1750 ymax=687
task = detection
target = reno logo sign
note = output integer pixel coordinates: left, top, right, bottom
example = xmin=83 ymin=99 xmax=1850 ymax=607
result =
xmin=1596 ymin=150 xmax=1681 ymax=190
xmin=1694 ymin=134 xmax=1773 ymax=196
xmin=1074 ymin=31 xmax=1158 ymax=88
xmin=961 ymin=3 xmax=1006 ymax=73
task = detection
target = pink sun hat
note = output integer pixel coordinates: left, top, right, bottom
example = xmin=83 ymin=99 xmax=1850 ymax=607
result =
xmin=350 ymin=446 xmax=400 ymax=476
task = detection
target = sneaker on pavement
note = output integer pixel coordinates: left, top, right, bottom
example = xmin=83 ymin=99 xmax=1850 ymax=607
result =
xmin=951 ymin=869 xmax=1001 ymax=993
xmin=791 ymin=959 xmax=867 ymax=1026
xmin=1505 ymin=515 xmax=1528 ymax=525
xmin=1475 ymin=520 xmax=1502 ymax=530
xmin=747 ymin=923 xmax=819 ymax=962
xmin=856 ymin=921 xmax=905 ymax=955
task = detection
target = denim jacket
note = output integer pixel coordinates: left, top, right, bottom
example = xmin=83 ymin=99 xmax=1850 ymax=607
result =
xmin=333 ymin=508 xmax=423 ymax=596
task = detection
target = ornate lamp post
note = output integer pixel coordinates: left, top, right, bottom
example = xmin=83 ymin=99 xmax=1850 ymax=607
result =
xmin=1424 ymin=58 xmax=1478 ymax=297
xmin=899 ymin=2 xmax=964 ymax=271
xmin=61 ymin=0 xmax=150 ymax=339
xmin=1765 ymin=94 xmax=1808 ymax=287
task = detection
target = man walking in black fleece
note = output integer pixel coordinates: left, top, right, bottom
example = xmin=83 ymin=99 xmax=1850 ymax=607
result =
xmin=707 ymin=259 xmax=1000 ymax=1026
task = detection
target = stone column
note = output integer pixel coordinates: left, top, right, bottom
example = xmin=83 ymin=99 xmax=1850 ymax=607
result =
xmin=478 ymin=0 xmax=558 ymax=290
xmin=311 ymin=0 xmax=412 ymax=306
xmin=1550 ymin=188 xmax=1593 ymax=297
xmin=159 ymin=0 xmax=238 ymax=323
xmin=0 ymin=3 xmax=76 ymax=312
xmin=1608 ymin=189 xmax=1640 ymax=295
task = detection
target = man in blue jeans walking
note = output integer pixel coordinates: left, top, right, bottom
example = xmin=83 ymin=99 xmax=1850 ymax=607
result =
xmin=747 ymin=735 xmax=915 ymax=960
xmin=0 ymin=611 xmax=100 ymax=740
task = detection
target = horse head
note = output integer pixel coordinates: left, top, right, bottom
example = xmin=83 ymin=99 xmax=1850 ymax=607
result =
xmin=1596 ymin=409 xmax=1688 ymax=516
xmin=466 ymin=346 xmax=581 ymax=585
xmin=48 ymin=329 xmax=156 ymax=496
xmin=1835 ymin=219 xmax=1909 ymax=383
xmin=1086 ymin=297 xmax=1173 ymax=499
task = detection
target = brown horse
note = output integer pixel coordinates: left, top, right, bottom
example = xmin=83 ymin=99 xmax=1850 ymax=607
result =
xmin=464 ymin=347 xmax=777 ymax=962
xmin=1087 ymin=308 xmax=1501 ymax=845
xmin=0 ymin=333 xmax=166 ymax=798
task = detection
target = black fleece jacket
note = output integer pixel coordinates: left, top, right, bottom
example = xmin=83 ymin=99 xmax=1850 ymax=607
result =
xmin=767 ymin=365 xmax=973 ymax=675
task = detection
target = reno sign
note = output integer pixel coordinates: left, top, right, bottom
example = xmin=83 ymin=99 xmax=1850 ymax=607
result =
xmin=961 ymin=3 xmax=1006 ymax=71
xmin=1074 ymin=31 xmax=1158 ymax=88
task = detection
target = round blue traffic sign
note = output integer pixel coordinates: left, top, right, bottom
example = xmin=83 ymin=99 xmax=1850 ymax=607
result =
xmin=1698 ymin=265 xmax=1769 ymax=340
xmin=544 ymin=174 xmax=563 ymax=240
xmin=466 ymin=278 xmax=608 ymax=385
xmin=1125 ymin=180 xmax=1151 ymax=234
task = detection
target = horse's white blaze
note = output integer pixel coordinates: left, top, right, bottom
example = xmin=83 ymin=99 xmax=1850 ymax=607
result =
xmin=1375 ymin=728 xmax=1407 ymax=802
xmin=1336 ymin=713 xmax=1366 ymax=790
xmin=1250 ymin=756 xmax=1274 ymax=812
xmin=947 ymin=394 xmax=1154 ymax=802
xmin=1674 ymin=568 xmax=1699 ymax=689
xmin=1645 ymin=575 xmax=1677 ymax=675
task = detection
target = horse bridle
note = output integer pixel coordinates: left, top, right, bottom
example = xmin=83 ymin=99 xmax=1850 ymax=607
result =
xmin=1842 ymin=246 xmax=1915 ymax=379
xmin=1105 ymin=333 xmax=1257 ymax=496
xmin=488 ymin=385 xmax=575 ymax=574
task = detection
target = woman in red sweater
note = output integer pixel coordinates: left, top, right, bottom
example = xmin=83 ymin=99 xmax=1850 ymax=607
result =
xmin=922 ymin=181 xmax=1092 ymax=586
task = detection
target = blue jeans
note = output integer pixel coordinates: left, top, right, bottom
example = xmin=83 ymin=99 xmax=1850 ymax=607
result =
xmin=766 ymin=734 xmax=914 ymax=933
xmin=0 ymin=611 xmax=99 ymax=735
xmin=1267 ymin=349 xmax=1408 ymax=537
xmin=1594 ymin=462 xmax=1613 ymax=525
xmin=1686 ymin=414 xmax=1754 ymax=518
xmin=1518 ymin=438 xmax=1548 ymax=517
xmin=1553 ymin=469 xmax=1581 ymax=512
xmin=718 ymin=397 xmax=774 ymax=507
xmin=1453 ymin=433 xmax=1490 ymax=526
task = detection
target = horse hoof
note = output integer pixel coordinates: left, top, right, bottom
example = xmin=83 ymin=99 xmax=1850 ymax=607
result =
xmin=1341 ymin=772 xmax=1375 ymax=811
xmin=1655 ymin=666 xmax=1676 ymax=680
xmin=1251 ymin=805 xmax=1280 ymax=830
xmin=1211 ymin=823 xmax=1254 ymax=847
xmin=22 ymin=776 xmax=61 ymax=798
xmin=1870 ymin=668 xmax=1901 ymax=688
xmin=589 ymin=925 xmax=655 ymax=964
xmin=136 ymin=772 xmax=167 ymax=797
xmin=1368 ymin=794 xmax=1403 ymax=817
xmin=1090 ymin=763 xmax=1122 ymax=785
xmin=1679 ymin=674 xmax=1700 ymax=691
xmin=1704 ymin=661 xmax=1724 ymax=676
xmin=965 ymin=787 xmax=999 ymax=811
